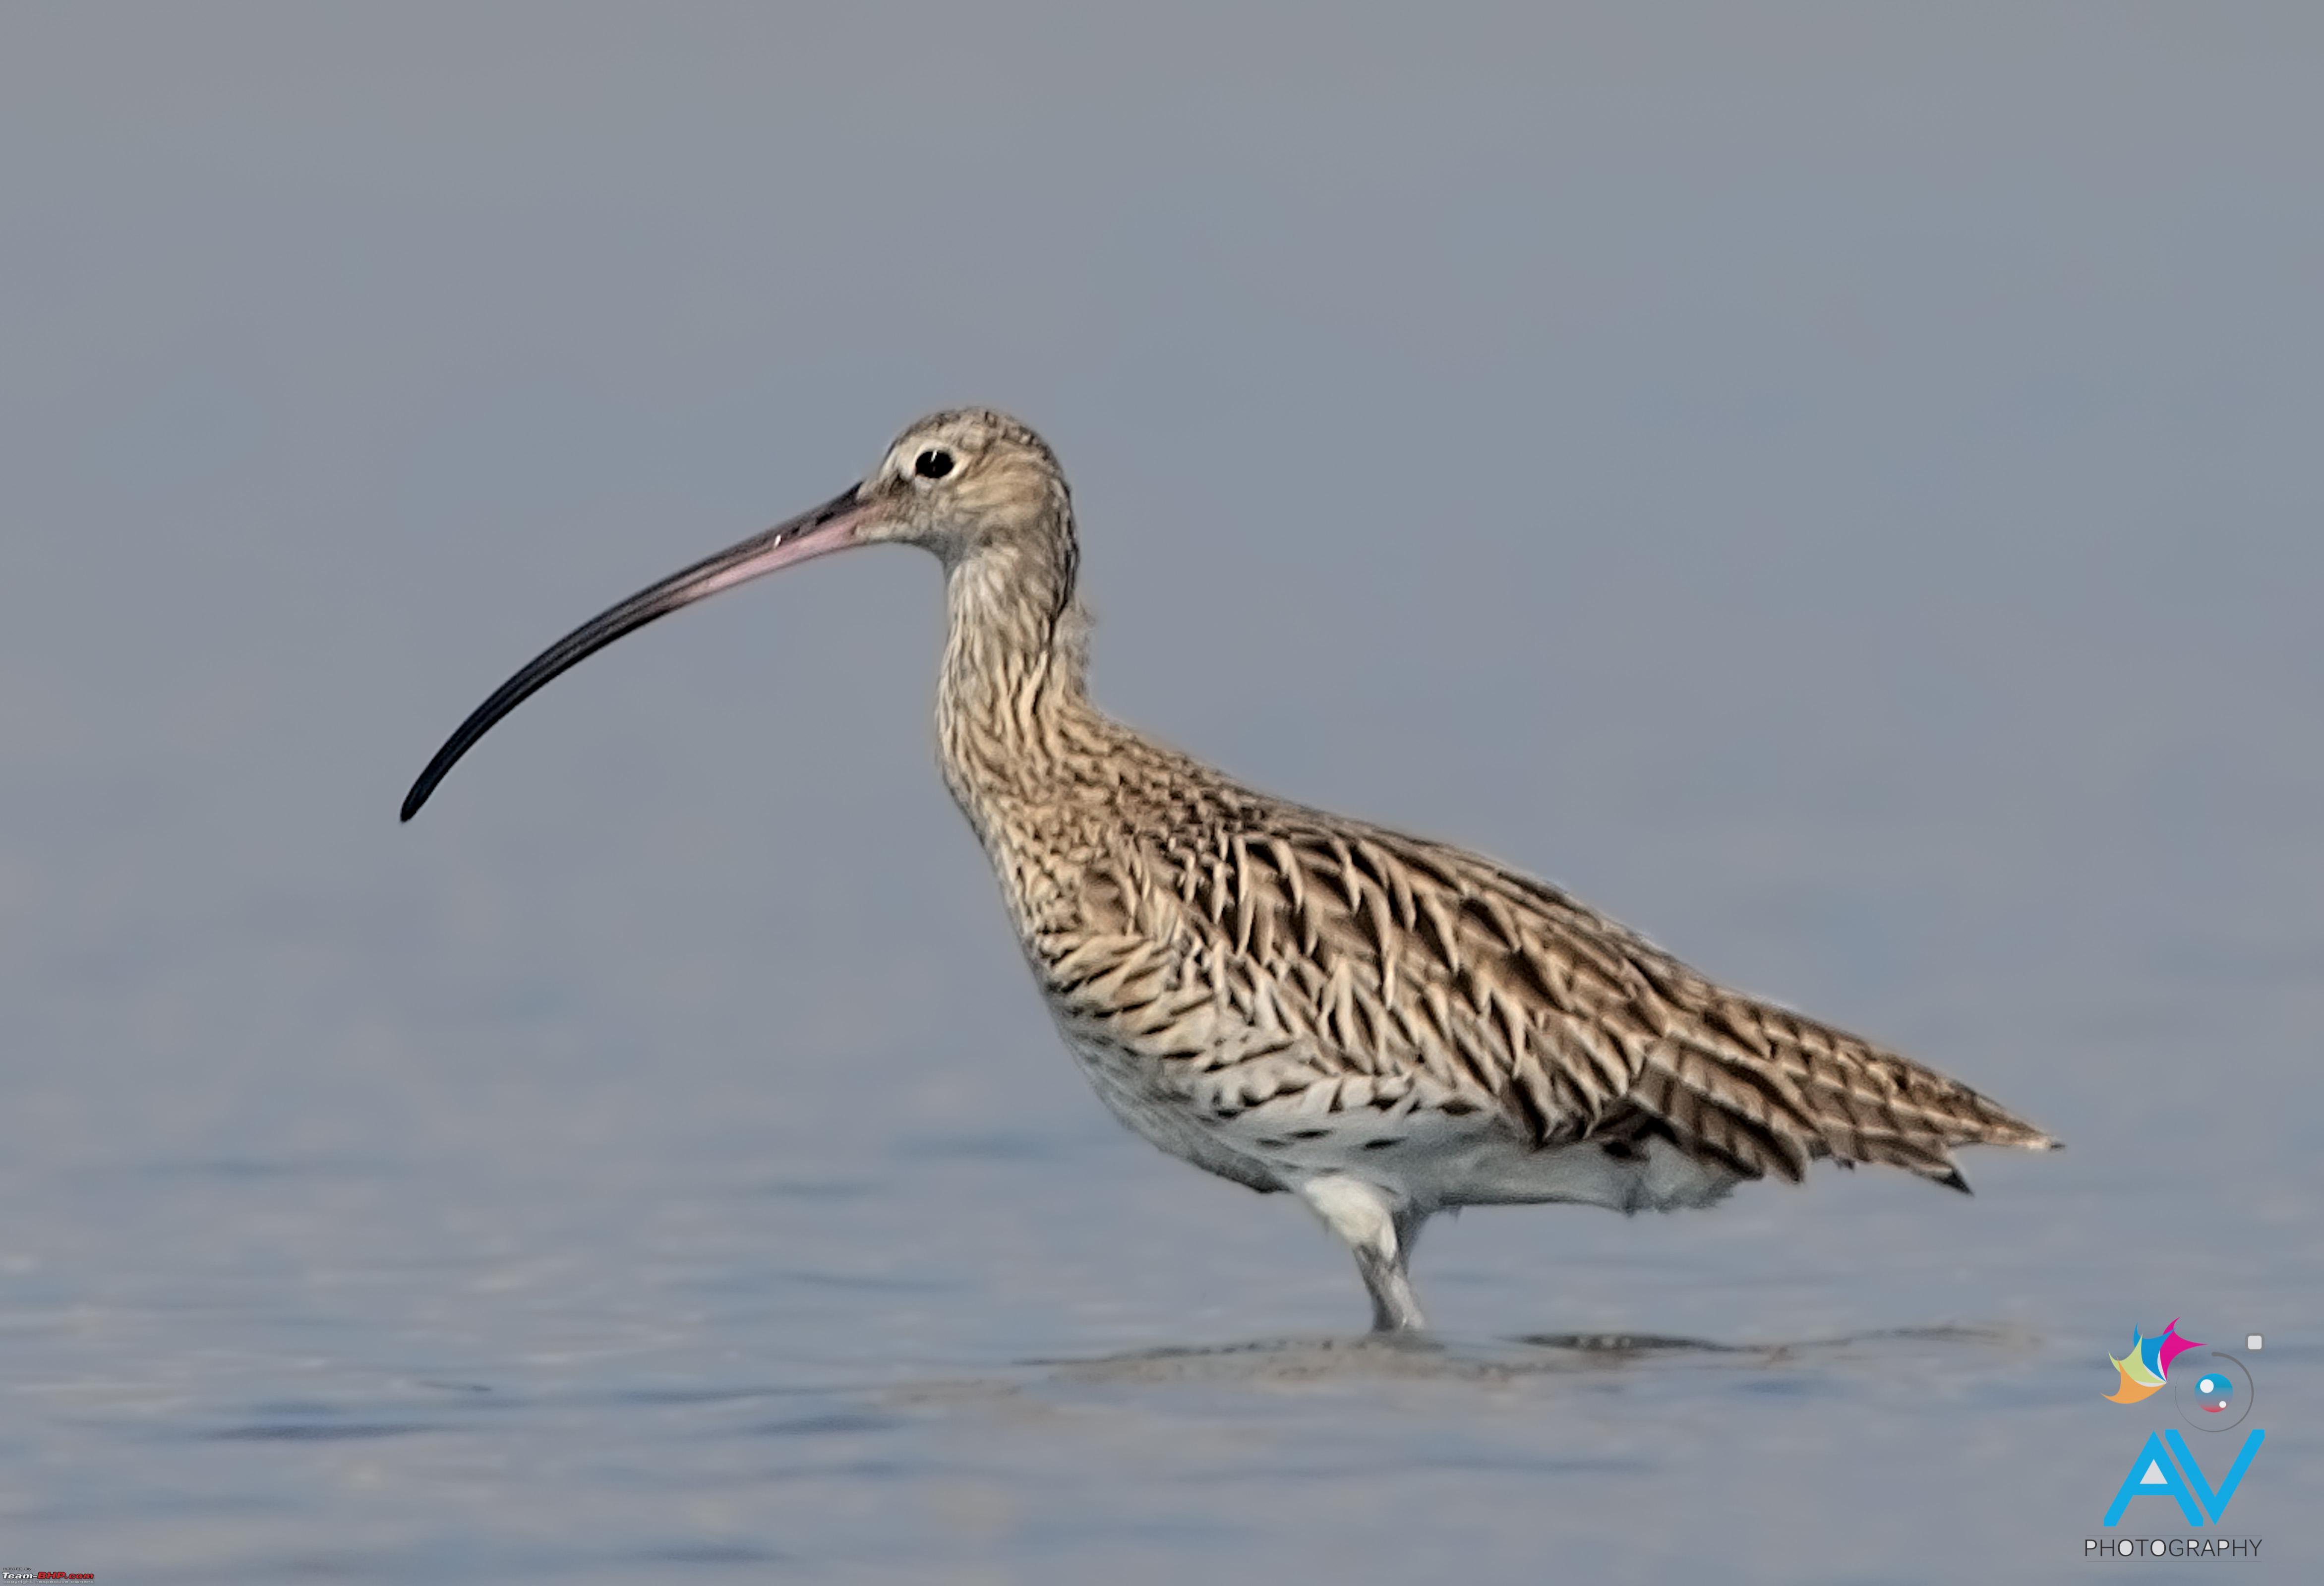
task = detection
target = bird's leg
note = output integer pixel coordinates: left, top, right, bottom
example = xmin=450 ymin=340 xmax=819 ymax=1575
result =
xmin=1297 ymin=1175 xmax=1429 ymax=1333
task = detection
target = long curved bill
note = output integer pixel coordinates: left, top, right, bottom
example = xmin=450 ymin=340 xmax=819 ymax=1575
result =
xmin=400 ymin=483 xmax=872 ymax=822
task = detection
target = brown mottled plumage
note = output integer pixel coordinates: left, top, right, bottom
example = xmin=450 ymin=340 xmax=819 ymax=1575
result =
xmin=403 ymin=407 xmax=2058 ymax=1332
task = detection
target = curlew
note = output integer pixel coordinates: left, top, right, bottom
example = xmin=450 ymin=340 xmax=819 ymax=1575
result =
xmin=403 ymin=409 xmax=2058 ymax=1333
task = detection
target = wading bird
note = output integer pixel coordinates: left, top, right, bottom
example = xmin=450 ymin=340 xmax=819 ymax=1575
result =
xmin=403 ymin=409 xmax=2057 ymax=1332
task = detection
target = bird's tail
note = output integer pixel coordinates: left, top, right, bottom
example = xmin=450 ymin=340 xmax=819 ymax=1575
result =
xmin=1629 ymin=996 xmax=2059 ymax=1193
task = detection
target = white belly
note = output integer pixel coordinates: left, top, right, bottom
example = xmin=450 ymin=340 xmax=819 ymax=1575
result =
xmin=1051 ymin=1012 xmax=1739 ymax=1216
xmin=1054 ymin=1017 xmax=1288 ymax=1193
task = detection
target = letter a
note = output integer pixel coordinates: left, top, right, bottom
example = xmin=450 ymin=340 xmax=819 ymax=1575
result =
xmin=2103 ymin=1432 xmax=2206 ymax=1527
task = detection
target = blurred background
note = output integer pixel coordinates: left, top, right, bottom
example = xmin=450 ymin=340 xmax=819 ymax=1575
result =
xmin=1 ymin=4 xmax=2317 ymax=1581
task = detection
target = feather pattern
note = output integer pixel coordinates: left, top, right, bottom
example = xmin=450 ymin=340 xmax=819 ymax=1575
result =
xmin=898 ymin=410 xmax=2054 ymax=1327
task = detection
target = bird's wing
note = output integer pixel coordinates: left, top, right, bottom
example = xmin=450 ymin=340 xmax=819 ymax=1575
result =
xmin=1153 ymin=808 xmax=2055 ymax=1188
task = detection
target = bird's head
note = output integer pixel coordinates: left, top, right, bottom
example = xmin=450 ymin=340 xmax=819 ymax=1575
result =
xmin=853 ymin=408 xmax=1072 ymax=568
xmin=399 ymin=407 xmax=1073 ymax=822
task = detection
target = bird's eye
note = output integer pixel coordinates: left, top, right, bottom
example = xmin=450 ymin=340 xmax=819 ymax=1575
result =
xmin=913 ymin=448 xmax=954 ymax=480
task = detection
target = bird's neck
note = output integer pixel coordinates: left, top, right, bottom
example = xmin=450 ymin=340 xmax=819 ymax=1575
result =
xmin=935 ymin=541 xmax=1104 ymax=832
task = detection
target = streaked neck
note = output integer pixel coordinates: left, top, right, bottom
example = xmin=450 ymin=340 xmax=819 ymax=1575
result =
xmin=935 ymin=539 xmax=1098 ymax=821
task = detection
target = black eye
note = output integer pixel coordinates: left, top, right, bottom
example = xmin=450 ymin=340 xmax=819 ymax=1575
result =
xmin=913 ymin=448 xmax=954 ymax=480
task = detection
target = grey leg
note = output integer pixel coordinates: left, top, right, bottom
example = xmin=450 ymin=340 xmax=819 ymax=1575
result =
xmin=1297 ymin=1175 xmax=1430 ymax=1333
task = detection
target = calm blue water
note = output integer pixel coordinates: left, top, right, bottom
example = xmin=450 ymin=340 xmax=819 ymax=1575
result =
xmin=3 ymin=9 xmax=2319 ymax=1581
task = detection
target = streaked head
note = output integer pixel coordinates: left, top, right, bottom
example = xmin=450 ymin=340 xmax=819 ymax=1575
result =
xmin=398 ymin=407 xmax=1070 ymax=822
xmin=857 ymin=408 xmax=1071 ymax=565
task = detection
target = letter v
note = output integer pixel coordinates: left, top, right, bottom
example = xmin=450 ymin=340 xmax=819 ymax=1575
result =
xmin=2164 ymin=1428 xmax=2264 ymax=1522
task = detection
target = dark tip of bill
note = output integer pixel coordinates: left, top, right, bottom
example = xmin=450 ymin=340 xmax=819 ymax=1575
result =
xmin=400 ymin=775 xmax=436 ymax=822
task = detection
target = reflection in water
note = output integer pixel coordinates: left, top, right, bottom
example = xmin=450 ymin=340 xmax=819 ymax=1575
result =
xmin=992 ymin=1321 xmax=2034 ymax=1388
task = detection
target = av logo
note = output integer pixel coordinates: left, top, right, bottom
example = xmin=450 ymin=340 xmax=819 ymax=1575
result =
xmin=2099 ymin=1320 xmax=2264 ymax=1528
xmin=2103 ymin=1428 xmax=2265 ymax=1527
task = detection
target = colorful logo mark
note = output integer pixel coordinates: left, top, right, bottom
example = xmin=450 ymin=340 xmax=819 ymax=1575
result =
xmin=2105 ymin=1319 xmax=2202 ymax=1404
xmin=2096 ymin=1320 xmax=2265 ymax=1530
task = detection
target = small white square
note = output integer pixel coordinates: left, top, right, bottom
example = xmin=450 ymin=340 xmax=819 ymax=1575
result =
xmin=2246 ymin=1334 xmax=2263 ymax=1351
